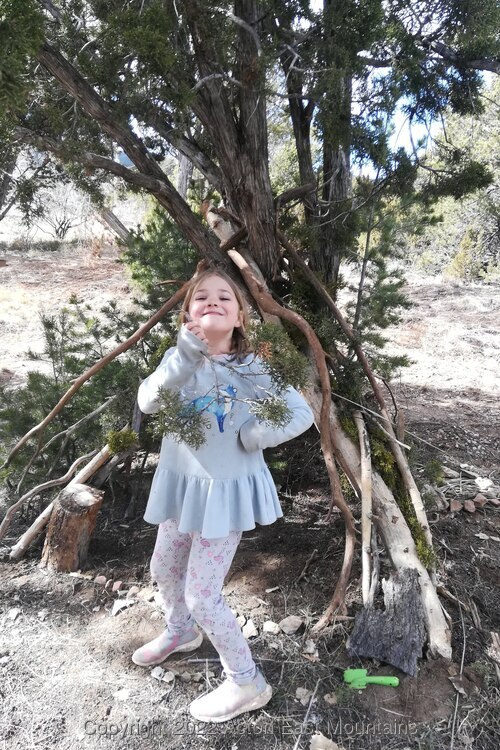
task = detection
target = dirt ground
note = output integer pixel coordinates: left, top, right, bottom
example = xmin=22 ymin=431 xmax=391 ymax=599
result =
xmin=0 ymin=246 xmax=499 ymax=750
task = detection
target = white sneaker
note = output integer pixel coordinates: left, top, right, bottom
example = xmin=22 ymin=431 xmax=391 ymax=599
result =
xmin=189 ymin=668 xmax=272 ymax=723
xmin=131 ymin=626 xmax=203 ymax=667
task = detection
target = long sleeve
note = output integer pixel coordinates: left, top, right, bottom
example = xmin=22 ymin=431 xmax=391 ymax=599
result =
xmin=238 ymin=380 xmax=315 ymax=452
xmin=137 ymin=326 xmax=208 ymax=414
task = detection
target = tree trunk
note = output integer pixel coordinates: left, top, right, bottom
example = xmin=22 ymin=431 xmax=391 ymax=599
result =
xmin=305 ymin=382 xmax=451 ymax=660
xmin=40 ymin=483 xmax=104 ymax=572
xmin=347 ymin=568 xmax=426 ymax=676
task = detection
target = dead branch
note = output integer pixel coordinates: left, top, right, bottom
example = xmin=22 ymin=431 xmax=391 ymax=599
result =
xmin=8 ymin=441 xmax=119 ymax=560
xmin=354 ymin=410 xmax=373 ymax=606
xmin=278 ymin=231 xmax=434 ymax=558
xmin=0 ymin=451 xmax=96 ymax=543
xmin=297 ymin=548 xmax=318 ymax=582
xmin=1 ymin=284 xmax=189 ymax=470
xmin=15 ymin=396 xmax=118 ymax=495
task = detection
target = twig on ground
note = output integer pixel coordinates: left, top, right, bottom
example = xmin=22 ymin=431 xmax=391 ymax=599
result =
xmin=292 ymin=678 xmax=321 ymax=750
xmin=297 ymin=548 xmax=318 ymax=582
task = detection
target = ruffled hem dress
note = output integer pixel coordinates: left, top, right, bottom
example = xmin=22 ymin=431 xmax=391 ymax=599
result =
xmin=137 ymin=326 xmax=315 ymax=539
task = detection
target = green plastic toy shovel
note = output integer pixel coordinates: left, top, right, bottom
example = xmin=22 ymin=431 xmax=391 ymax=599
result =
xmin=343 ymin=669 xmax=399 ymax=689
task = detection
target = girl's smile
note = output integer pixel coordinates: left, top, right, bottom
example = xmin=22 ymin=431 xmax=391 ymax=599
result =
xmin=188 ymin=274 xmax=242 ymax=354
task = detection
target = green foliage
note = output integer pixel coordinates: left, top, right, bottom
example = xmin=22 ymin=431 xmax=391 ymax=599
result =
xmin=249 ymin=395 xmax=292 ymax=430
xmin=106 ymin=428 xmax=139 ymax=455
xmin=0 ymin=299 xmax=146 ymax=488
xmin=402 ymin=78 xmax=500 ymax=278
xmin=0 ymin=0 xmax=43 ymax=115
xmin=247 ymin=322 xmax=310 ymax=391
xmin=121 ymin=204 xmax=198 ymax=307
xmin=423 ymin=459 xmax=445 ymax=486
xmin=148 ymin=388 xmax=209 ymax=451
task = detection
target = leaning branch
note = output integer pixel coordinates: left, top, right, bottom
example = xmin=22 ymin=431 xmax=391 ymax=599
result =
xmin=230 ymin=246 xmax=356 ymax=613
xmin=278 ymin=231 xmax=434 ymax=558
xmin=1 ymin=284 xmax=189 ymax=469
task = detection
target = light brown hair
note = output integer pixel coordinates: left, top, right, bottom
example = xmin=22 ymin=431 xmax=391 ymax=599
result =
xmin=180 ymin=268 xmax=252 ymax=358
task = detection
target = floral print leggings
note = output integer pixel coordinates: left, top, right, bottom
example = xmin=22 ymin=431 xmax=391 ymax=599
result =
xmin=150 ymin=518 xmax=256 ymax=684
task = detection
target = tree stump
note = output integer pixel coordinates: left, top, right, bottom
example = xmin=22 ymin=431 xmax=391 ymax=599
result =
xmin=40 ymin=483 xmax=104 ymax=572
xmin=347 ymin=568 xmax=426 ymax=676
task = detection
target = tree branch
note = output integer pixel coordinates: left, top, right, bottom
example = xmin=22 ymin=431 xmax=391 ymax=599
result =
xmin=1 ymin=284 xmax=189 ymax=469
xmin=34 ymin=40 xmax=221 ymax=260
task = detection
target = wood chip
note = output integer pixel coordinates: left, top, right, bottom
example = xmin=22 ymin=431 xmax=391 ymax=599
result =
xmin=296 ymin=686 xmax=313 ymax=705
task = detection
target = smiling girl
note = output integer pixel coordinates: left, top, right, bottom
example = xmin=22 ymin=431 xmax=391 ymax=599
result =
xmin=132 ymin=267 xmax=314 ymax=723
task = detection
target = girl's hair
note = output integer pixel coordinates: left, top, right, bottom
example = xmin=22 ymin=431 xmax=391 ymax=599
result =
xmin=180 ymin=267 xmax=252 ymax=358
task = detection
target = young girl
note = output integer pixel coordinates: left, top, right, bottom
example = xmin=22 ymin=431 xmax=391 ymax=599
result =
xmin=133 ymin=268 xmax=314 ymax=723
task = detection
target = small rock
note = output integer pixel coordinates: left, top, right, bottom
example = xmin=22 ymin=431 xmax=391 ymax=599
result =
xmin=475 ymin=477 xmax=493 ymax=492
xmin=242 ymin=618 xmax=258 ymax=639
xmin=463 ymin=499 xmax=476 ymax=513
xmin=8 ymin=608 xmax=21 ymax=622
xmin=0 ymin=655 xmax=10 ymax=666
xmin=422 ymin=484 xmax=448 ymax=511
xmin=192 ymin=672 xmax=204 ymax=682
xmin=12 ymin=594 xmax=20 ymax=602
xmin=180 ymin=671 xmax=192 ymax=683
xmin=236 ymin=615 xmax=246 ymax=628
xmin=92 ymin=605 xmax=101 ymax=613
xmin=296 ymin=686 xmax=314 ymax=706
xmin=442 ymin=466 xmax=460 ymax=479
xmin=265 ymin=586 xmax=280 ymax=593
xmin=263 ymin=620 xmax=280 ymax=635
xmin=37 ymin=609 xmax=49 ymax=621
xmin=94 ymin=575 xmax=107 ymax=586
xmin=472 ymin=494 xmax=488 ymax=508
xmin=112 ymin=580 xmax=123 ymax=592
xmin=279 ymin=615 xmax=303 ymax=635
xmin=127 ymin=586 xmax=140 ymax=598
xmin=151 ymin=666 xmax=165 ymax=680
xmin=450 ymin=499 xmax=462 ymax=513
xmin=163 ymin=671 xmax=176 ymax=683
xmin=323 ymin=692 xmax=337 ymax=705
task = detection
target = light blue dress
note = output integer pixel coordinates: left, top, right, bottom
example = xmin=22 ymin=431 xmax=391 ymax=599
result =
xmin=137 ymin=326 xmax=315 ymax=538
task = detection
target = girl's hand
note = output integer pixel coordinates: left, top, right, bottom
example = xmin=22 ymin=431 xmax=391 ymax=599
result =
xmin=184 ymin=319 xmax=209 ymax=344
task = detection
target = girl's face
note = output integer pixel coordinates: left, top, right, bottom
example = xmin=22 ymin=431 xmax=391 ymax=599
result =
xmin=188 ymin=274 xmax=242 ymax=338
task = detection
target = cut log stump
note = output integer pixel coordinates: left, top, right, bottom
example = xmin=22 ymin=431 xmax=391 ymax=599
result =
xmin=347 ymin=568 xmax=426 ymax=676
xmin=40 ymin=483 xmax=104 ymax=572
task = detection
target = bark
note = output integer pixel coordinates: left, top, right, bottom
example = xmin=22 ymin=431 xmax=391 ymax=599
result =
xmin=9 ymin=442 xmax=116 ymax=560
xmin=98 ymin=209 xmax=130 ymax=243
xmin=354 ymin=410 xmax=373 ymax=606
xmin=34 ymin=42 xmax=220 ymax=262
xmin=347 ymin=568 xmax=426 ymax=676
xmin=305 ymin=382 xmax=451 ymax=659
xmin=40 ymin=483 xmax=104 ymax=572
xmin=185 ymin=0 xmax=279 ymax=278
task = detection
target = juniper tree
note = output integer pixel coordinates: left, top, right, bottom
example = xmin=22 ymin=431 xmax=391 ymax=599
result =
xmin=1 ymin=0 xmax=499 ymax=663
